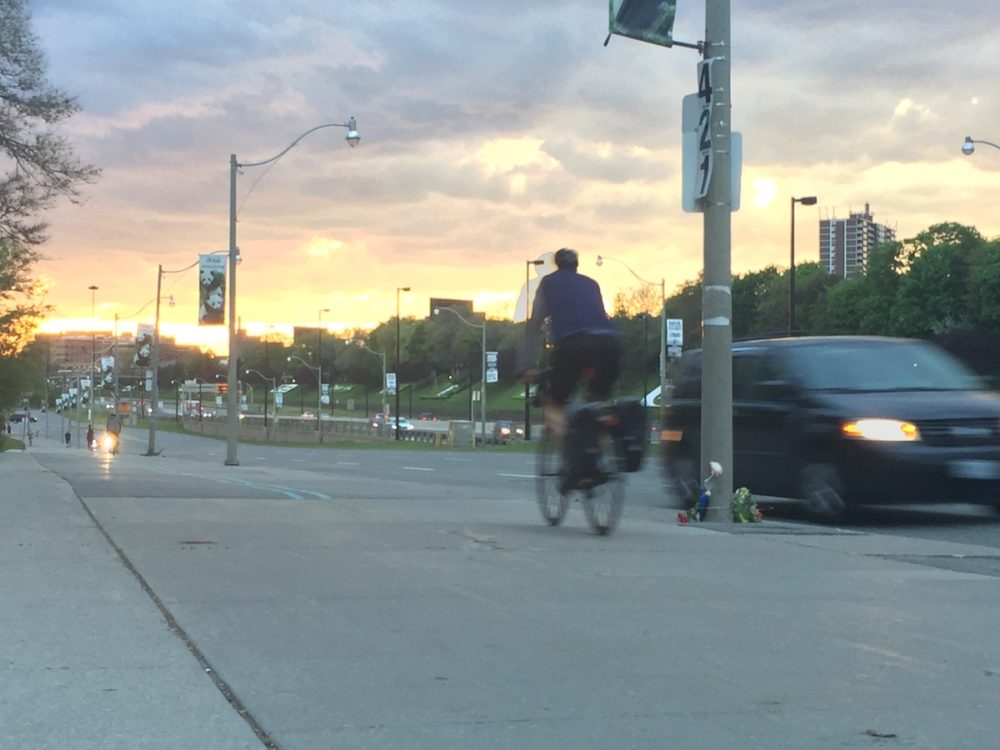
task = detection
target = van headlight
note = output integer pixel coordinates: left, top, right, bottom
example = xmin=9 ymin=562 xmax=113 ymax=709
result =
xmin=841 ymin=418 xmax=920 ymax=442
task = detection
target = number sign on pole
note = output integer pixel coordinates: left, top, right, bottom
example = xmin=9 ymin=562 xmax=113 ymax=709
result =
xmin=695 ymin=59 xmax=715 ymax=201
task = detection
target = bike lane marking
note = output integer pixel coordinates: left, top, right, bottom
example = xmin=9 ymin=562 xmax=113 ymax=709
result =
xmin=150 ymin=467 xmax=330 ymax=501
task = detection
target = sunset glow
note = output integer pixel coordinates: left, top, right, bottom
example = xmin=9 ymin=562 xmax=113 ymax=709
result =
xmin=24 ymin=2 xmax=1000 ymax=351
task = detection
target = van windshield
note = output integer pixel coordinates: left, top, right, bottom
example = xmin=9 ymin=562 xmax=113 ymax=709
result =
xmin=785 ymin=341 xmax=982 ymax=392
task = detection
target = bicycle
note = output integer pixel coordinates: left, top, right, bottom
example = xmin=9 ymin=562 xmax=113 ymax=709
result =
xmin=533 ymin=370 xmax=647 ymax=535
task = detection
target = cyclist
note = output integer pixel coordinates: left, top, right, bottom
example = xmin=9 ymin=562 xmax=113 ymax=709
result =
xmin=517 ymin=248 xmax=622 ymax=441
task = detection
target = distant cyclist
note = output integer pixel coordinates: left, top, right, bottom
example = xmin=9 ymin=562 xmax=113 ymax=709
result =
xmin=517 ymin=248 xmax=622 ymax=440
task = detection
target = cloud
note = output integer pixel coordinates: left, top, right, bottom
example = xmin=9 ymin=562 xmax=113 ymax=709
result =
xmin=24 ymin=0 xmax=1000 ymax=343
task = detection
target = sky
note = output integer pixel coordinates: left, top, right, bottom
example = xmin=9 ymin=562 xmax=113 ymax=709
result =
xmin=28 ymin=0 xmax=1000 ymax=350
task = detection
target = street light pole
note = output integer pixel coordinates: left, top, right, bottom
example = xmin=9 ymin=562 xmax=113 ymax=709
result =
xmin=88 ymin=285 xmax=98 ymax=423
xmin=435 ymin=306 xmax=487 ymax=446
xmin=224 ymin=117 xmax=360 ymax=467
xmin=245 ymin=369 xmax=276 ymax=435
xmin=145 ymin=266 xmax=163 ymax=455
xmin=287 ymin=355 xmax=322 ymax=438
xmin=355 ymin=341 xmax=387 ymax=415
xmin=789 ymin=195 xmax=817 ymax=335
xmin=523 ymin=259 xmax=544 ymax=440
xmin=595 ymin=255 xmax=667 ymax=411
xmin=318 ymin=308 xmax=330 ymax=416
xmin=395 ymin=286 xmax=410 ymax=440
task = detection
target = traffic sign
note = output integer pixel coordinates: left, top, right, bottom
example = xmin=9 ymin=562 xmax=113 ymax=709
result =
xmin=666 ymin=318 xmax=683 ymax=347
xmin=486 ymin=368 xmax=499 ymax=384
xmin=681 ymin=62 xmax=742 ymax=213
xmin=386 ymin=372 xmax=397 ymax=395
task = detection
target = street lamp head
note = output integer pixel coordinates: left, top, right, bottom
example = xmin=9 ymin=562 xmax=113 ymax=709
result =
xmin=398 ymin=286 xmax=411 ymax=293
xmin=346 ymin=117 xmax=360 ymax=148
xmin=793 ymin=196 xmax=818 ymax=206
xmin=962 ymin=136 xmax=975 ymax=156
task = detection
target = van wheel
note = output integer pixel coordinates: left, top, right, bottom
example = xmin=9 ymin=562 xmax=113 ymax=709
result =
xmin=800 ymin=463 xmax=847 ymax=521
xmin=664 ymin=455 xmax=700 ymax=509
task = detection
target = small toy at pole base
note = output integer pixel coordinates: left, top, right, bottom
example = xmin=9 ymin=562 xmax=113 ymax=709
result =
xmin=679 ymin=461 xmax=723 ymax=523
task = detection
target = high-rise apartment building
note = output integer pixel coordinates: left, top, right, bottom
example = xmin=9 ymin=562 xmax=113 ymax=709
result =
xmin=819 ymin=203 xmax=896 ymax=278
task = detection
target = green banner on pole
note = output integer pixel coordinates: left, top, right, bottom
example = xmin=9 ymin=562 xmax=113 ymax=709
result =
xmin=608 ymin=0 xmax=676 ymax=48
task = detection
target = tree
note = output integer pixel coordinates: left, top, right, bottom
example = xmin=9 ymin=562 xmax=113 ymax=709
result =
xmin=0 ymin=0 xmax=99 ymax=356
xmin=612 ymin=284 xmax=660 ymax=317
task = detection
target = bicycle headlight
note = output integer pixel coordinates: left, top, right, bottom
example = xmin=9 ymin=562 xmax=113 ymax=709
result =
xmin=841 ymin=418 xmax=920 ymax=442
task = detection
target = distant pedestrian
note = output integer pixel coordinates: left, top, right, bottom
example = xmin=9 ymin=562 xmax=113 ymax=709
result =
xmin=86 ymin=425 xmax=95 ymax=451
xmin=64 ymin=430 xmax=71 ymax=447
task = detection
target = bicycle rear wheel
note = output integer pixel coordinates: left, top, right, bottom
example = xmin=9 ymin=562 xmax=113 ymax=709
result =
xmin=536 ymin=431 xmax=571 ymax=526
xmin=581 ymin=437 xmax=625 ymax=535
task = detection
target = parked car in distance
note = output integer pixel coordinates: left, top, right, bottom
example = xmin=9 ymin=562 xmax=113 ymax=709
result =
xmin=661 ymin=336 xmax=1000 ymax=519
xmin=418 ymin=412 xmax=437 ymax=421
xmin=371 ymin=414 xmax=415 ymax=431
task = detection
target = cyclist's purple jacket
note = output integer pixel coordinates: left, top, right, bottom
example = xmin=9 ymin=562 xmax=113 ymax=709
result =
xmin=517 ymin=268 xmax=619 ymax=371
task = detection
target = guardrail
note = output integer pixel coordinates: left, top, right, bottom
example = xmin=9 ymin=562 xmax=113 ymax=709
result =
xmin=180 ymin=416 xmax=466 ymax=447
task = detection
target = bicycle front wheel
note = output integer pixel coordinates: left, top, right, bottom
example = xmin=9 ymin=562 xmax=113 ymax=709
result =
xmin=536 ymin=431 xmax=571 ymax=526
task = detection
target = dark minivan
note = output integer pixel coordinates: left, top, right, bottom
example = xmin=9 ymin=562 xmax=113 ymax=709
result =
xmin=661 ymin=336 xmax=1000 ymax=518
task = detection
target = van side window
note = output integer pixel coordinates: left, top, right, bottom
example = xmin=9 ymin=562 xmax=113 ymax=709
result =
xmin=672 ymin=352 xmax=702 ymax=399
xmin=733 ymin=352 xmax=784 ymax=401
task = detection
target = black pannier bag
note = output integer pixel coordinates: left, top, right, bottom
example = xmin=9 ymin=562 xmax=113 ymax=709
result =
xmin=561 ymin=403 xmax=602 ymax=492
xmin=612 ymin=397 xmax=647 ymax=472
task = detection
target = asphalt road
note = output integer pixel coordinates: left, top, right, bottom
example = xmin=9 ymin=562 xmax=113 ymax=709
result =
xmin=33 ymin=415 xmax=1000 ymax=550
xmin=16 ymin=427 xmax=1000 ymax=749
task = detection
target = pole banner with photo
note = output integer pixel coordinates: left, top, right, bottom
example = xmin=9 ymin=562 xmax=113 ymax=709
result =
xmin=607 ymin=0 xmax=676 ymax=48
xmin=198 ymin=254 xmax=227 ymax=325
xmin=134 ymin=324 xmax=154 ymax=368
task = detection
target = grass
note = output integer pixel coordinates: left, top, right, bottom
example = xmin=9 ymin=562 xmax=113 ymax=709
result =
xmin=166 ymin=373 xmax=662 ymax=425
xmin=0 ymin=435 xmax=25 ymax=452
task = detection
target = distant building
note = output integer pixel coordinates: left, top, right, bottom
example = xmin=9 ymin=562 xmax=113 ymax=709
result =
xmin=429 ymin=298 xmax=474 ymax=318
xmin=819 ymin=203 xmax=896 ymax=278
xmin=38 ymin=332 xmax=120 ymax=372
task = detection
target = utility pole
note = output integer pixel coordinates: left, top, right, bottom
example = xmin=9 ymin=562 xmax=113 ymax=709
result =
xmin=701 ymin=0 xmax=733 ymax=517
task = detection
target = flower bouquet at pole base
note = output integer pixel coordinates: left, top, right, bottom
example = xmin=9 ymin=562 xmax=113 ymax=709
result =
xmin=730 ymin=486 xmax=763 ymax=523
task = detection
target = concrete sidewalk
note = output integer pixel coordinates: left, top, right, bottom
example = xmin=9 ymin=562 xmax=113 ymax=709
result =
xmin=4 ymin=435 xmax=1000 ymax=749
xmin=0 ymin=443 xmax=262 ymax=750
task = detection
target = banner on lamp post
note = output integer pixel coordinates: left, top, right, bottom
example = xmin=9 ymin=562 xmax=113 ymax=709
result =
xmin=198 ymin=254 xmax=226 ymax=325
xmin=134 ymin=324 xmax=154 ymax=368
xmin=607 ymin=0 xmax=677 ymax=48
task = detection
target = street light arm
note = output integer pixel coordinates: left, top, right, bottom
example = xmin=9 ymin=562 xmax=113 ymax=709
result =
xmin=969 ymin=138 xmax=1000 ymax=149
xmin=434 ymin=305 xmax=483 ymax=330
xmin=597 ymin=254 xmax=659 ymax=287
xmin=286 ymin=354 xmax=320 ymax=375
xmin=245 ymin=368 xmax=275 ymax=385
xmin=238 ymin=121 xmax=358 ymax=169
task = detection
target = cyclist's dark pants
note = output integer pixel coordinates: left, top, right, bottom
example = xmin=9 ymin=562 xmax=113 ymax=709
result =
xmin=549 ymin=333 xmax=622 ymax=405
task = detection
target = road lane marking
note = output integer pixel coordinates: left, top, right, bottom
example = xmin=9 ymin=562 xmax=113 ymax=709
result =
xmin=336 ymin=461 xmax=359 ymax=466
xmin=402 ymin=466 xmax=434 ymax=472
xmin=498 ymin=473 xmax=534 ymax=479
xmin=150 ymin=467 xmax=330 ymax=501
